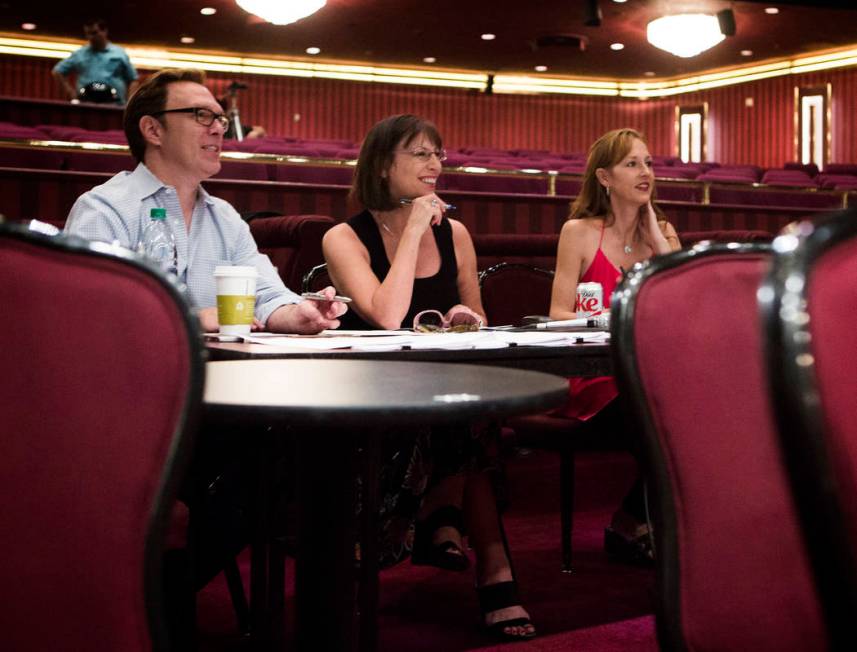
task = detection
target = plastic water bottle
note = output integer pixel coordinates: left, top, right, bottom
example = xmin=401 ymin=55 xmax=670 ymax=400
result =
xmin=138 ymin=207 xmax=177 ymax=276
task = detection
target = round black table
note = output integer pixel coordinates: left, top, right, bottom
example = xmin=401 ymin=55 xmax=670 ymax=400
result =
xmin=203 ymin=359 xmax=568 ymax=651
xmin=206 ymin=338 xmax=613 ymax=377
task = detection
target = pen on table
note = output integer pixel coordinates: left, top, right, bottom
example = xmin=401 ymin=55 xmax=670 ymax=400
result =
xmin=301 ymin=291 xmax=352 ymax=303
xmin=399 ymin=198 xmax=457 ymax=211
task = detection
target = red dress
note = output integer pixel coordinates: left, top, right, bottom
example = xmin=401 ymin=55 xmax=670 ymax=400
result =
xmin=554 ymin=223 xmax=621 ymax=421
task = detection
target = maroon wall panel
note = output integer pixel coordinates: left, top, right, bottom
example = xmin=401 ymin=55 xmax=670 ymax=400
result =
xmin=3 ymin=53 xmax=857 ymax=166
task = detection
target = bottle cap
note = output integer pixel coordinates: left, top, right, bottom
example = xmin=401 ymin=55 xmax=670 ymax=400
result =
xmin=150 ymin=208 xmax=167 ymax=219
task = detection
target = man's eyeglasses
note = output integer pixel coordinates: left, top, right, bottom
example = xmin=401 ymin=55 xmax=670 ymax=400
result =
xmin=413 ymin=309 xmax=482 ymax=333
xmin=399 ymin=148 xmax=448 ymax=163
xmin=152 ymin=107 xmax=230 ymax=130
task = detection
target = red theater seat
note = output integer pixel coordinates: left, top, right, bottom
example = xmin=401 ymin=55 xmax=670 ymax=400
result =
xmin=613 ymin=241 xmax=827 ymax=651
xmin=764 ymin=209 xmax=857 ymax=650
xmin=0 ymin=222 xmax=203 ymax=651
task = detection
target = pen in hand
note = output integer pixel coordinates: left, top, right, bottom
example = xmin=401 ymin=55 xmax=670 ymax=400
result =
xmin=399 ymin=198 xmax=457 ymax=211
xmin=301 ymin=291 xmax=352 ymax=303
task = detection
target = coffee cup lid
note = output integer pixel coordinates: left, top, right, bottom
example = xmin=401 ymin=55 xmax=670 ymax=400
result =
xmin=214 ymin=265 xmax=258 ymax=277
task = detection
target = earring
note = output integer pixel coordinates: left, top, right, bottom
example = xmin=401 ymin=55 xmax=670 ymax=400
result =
xmin=605 ymin=186 xmax=611 ymax=197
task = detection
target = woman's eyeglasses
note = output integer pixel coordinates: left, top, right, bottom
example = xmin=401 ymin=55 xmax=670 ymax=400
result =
xmin=413 ymin=309 xmax=482 ymax=333
xmin=400 ymin=148 xmax=448 ymax=163
xmin=151 ymin=107 xmax=230 ymax=130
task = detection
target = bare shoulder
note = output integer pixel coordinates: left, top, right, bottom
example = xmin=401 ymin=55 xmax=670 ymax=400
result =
xmin=322 ymin=221 xmax=365 ymax=256
xmin=448 ymin=217 xmax=473 ymax=240
xmin=560 ymin=217 xmax=602 ymax=243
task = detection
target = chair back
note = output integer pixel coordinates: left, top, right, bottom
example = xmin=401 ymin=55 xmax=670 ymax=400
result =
xmin=479 ymin=262 xmax=554 ymax=326
xmin=762 ymin=208 xmax=857 ymax=649
xmin=302 ymin=262 xmax=331 ymax=293
xmin=0 ymin=223 xmax=203 ymax=651
xmin=611 ymin=241 xmax=827 ymax=651
xmin=247 ymin=214 xmax=335 ymax=290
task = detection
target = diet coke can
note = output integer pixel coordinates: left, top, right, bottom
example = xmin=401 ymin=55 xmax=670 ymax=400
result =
xmin=575 ymin=282 xmax=603 ymax=317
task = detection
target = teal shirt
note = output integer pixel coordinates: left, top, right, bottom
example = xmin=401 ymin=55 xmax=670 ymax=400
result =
xmin=53 ymin=41 xmax=137 ymax=103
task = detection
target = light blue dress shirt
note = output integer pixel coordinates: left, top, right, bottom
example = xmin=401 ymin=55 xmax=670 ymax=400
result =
xmin=64 ymin=163 xmax=302 ymax=324
xmin=52 ymin=42 xmax=138 ymax=103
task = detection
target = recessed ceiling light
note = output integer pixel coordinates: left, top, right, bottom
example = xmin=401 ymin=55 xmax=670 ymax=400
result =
xmin=643 ymin=71 xmax=656 ymax=76
xmin=741 ymin=49 xmax=753 ymax=56
xmin=21 ymin=22 xmax=36 ymax=30
xmin=481 ymin=33 xmax=496 ymax=41
xmin=613 ymin=0 xmax=627 ymax=3
xmin=534 ymin=65 xmax=548 ymax=72
xmin=610 ymin=43 xmax=625 ymax=51
xmin=306 ymin=46 xmax=321 ymax=55
xmin=180 ymin=36 xmax=195 ymax=44
xmin=200 ymin=7 xmax=216 ymax=16
xmin=765 ymin=7 xmax=779 ymax=14
xmin=423 ymin=56 xmax=436 ymax=63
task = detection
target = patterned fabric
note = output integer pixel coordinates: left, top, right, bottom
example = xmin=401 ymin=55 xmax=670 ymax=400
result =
xmin=64 ymin=163 xmax=302 ymax=324
xmin=361 ymin=424 xmax=496 ymax=569
xmin=52 ymin=42 xmax=137 ymax=103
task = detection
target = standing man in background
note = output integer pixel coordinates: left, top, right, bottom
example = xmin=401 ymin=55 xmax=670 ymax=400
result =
xmin=52 ymin=18 xmax=138 ymax=104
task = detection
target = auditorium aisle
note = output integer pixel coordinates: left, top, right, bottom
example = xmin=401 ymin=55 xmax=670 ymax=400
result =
xmin=197 ymin=448 xmax=658 ymax=651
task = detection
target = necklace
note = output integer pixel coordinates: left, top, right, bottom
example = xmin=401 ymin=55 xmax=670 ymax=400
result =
xmin=379 ymin=220 xmax=393 ymax=235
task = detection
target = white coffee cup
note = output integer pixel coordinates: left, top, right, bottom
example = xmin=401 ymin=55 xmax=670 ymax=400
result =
xmin=214 ymin=265 xmax=258 ymax=335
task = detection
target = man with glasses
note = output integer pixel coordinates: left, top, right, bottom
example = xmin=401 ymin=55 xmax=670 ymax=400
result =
xmin=66 ymin=68 xmax=346 ymax=334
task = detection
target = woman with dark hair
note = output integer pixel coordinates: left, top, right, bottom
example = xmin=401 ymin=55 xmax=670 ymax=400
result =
xmin=323 ymin=114 xmax=534 ymax=641
xmin=551 ymin=128 xmax=680 ymax=562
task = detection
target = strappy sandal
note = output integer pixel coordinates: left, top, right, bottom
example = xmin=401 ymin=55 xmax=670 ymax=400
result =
xmin=411 ymin=505 xmax=470 ymax=571
xmin=604 ymin=526 xmax=655 ymax=565
xmin=476 ymin=580 xmax=537 ymax=642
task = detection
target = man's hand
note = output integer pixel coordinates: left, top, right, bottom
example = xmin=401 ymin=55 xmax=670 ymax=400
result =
xmin=266 ymin=286 xmax=348 ymax=334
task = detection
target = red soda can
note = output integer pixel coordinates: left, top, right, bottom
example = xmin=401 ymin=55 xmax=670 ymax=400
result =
xmin=575 ymin=282 xmax=603 ymax=317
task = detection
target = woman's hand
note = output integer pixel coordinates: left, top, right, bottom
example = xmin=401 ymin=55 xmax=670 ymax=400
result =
xmin=403 ymin=193 xmax=447 ymax=235
xmin=643 ymin=201 xmax=673 ymax=255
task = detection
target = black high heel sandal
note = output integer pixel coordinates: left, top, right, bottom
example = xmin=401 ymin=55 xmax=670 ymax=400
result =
xmin=476 ymin=580 xmax=537 ymax=642
xmin=411 ymin=505 xmax=470 ymax=572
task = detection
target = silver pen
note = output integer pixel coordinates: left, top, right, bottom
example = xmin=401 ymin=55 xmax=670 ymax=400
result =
xmin=399 ymin=198 xmax=457 ymax=211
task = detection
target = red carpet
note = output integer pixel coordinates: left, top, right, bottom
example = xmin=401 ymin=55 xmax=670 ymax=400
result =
xmin=198 ymin=449 xmax=657 ymax=651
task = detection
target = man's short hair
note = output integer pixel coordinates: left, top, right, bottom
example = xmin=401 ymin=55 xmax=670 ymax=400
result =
xmin=123 ymin=68 xmax=207 ymax=163
xmin=351 ymin=114 xmax=442 ymax=211
xmin=83 ymin=18 xmax=107 ymax=31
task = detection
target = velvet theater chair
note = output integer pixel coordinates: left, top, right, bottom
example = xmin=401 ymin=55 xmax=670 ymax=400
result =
xmin=246 ymin=213 xmax=335 ymax=291
xmin=762 ymin=208 xmax=857 ymax=650
xmin=611 ymin=240 xmax=828 ymax=651
xmin=0 ymin=222 xmax=204 ymax=651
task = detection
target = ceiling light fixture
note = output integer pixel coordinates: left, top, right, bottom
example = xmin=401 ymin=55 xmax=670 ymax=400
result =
xmin=200 ymin=7 xmax=217 ymax=16
xmin=741 ymin=49 xmax=753 ymax=57
xmin=610 ymin=43 xmax=624 ymax=51
xmin=647 ymin=14 xmax=725 ymax=58
xmin=481 ymin=33 xmax=496 ymax=41
xmin=180 ymin=36 xmax=195 ymax=44
xmin=21 ymin=23 xmax=36 ymax=31
xmin=765 ymin=7 xmax=780 ymax=15
xmin=423 ymin=56 xmax=436 ymax=63
xmin=305 ymin=46 xmax=320 ymax=55
xmin=534 ymin=65 xmax=548 ymax=72
xmin=235 ymin=0 xmax=326 ymax=25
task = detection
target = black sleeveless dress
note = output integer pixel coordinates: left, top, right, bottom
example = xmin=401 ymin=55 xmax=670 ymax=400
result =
xmin=337 ymin=210 xmax=492 ymax=568
xmin=339 ymin=210 xmax=461 ymax=329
